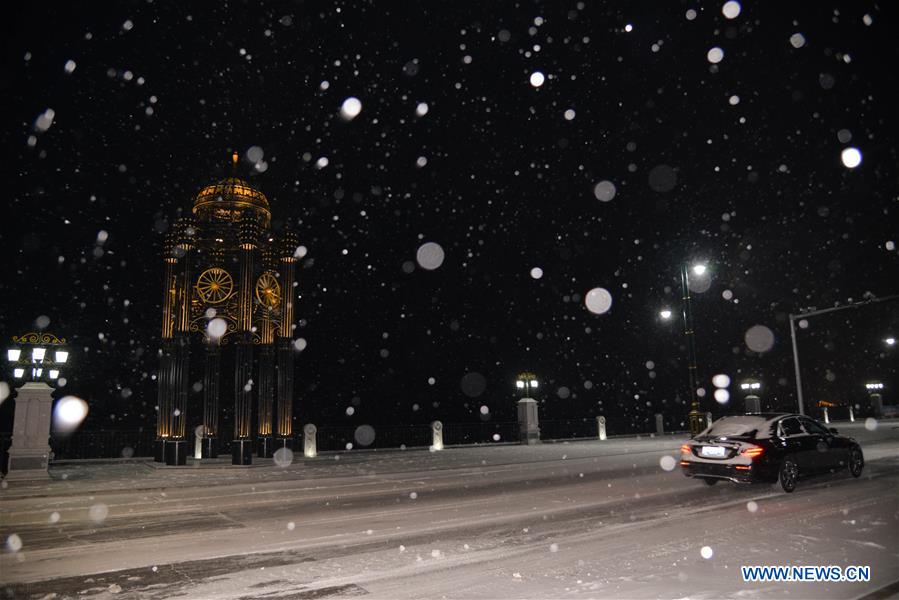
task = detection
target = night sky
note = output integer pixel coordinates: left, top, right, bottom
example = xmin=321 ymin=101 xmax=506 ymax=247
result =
xmin=2 ymin=1 xmax=897 ymax=436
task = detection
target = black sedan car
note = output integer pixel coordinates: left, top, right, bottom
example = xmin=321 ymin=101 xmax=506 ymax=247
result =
xmin=680 ymin=413 xmax=864 ymax=492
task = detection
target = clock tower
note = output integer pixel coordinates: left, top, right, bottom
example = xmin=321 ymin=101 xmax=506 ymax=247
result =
xmin=156 ymin=153 xmax=299 ymax=465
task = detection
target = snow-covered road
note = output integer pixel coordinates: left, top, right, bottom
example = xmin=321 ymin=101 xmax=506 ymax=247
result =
xmin=2 ymin=420 xmax=898 ymax=599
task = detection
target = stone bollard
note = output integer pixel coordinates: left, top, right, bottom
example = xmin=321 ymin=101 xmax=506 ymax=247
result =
xmin=431 ymin=420 xmax=444 ymax=451
xmin=303 ymin=423 xmax=317 ymax=458
xmin=597 ymin=416 xmax=607 ymax=441
xmin=517 ymin=397 xmax=540 ymax=445
xmin=869 ymin=393 xmax=883 ymax=418
xmin=6 ymin=382 xmax=54 ymax=479
xmin=849 ymin=405 xmax=855 ymax=422
xmin=655 ymin=413 xmax=664 ymax=435
xmin=744 ymin=395 xmax=761 ymax=414
xmin=823 ymin=407 xmax=830 ymax=424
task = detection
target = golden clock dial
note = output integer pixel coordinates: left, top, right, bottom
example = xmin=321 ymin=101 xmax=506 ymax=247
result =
xmin=255 ymin=271 xmax=281 ymax=308
xmin=196 ymin=268 xmax=234 ymax=304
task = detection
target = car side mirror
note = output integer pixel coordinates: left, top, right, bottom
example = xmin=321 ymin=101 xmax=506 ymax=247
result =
xmin=828 ymin=427 xmax=838 ymax=435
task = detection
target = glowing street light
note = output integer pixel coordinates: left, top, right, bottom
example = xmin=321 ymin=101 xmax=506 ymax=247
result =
xmin=740 ymin=380 xmax=762 ymax=413
xmin=7 ymin=333 xmax=69 ymax=383
xmin=886 ymin=337 xmax=896 ymax=346
xmin=516 ymin=372 xmax=539 ymax=398
xmin=659 ymin=309 xmax=673 ymax=320
xmin=692 ymin=263 xmax=707 ymax=276
xmin=865 ymin=381 xmax=884 ymax=418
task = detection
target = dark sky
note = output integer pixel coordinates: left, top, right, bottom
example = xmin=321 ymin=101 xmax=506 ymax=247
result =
xmin=2 ymin=1 xmax=897 ymax=436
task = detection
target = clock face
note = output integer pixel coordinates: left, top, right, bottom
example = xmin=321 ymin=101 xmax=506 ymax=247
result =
xmin=255 ymin=271 xmax=281 ymax=308
xmin=196 ymin=268 xmax=234 ymax=304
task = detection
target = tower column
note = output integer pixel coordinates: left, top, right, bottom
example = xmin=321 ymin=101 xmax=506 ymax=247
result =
xmin=256 ymin=345 xmax=274 ymax=457
xmin=200 ymin=341 xmax=221 ymax=458
xmin=276 ymin=232 xmax=299 ymax=448
xmin=155 ymin=233 xmax=177 ymax=462
xmin=165 ymin=223 xmax=194 ymax=466
xmin=232 ymin=218 xmax=258 ymax=465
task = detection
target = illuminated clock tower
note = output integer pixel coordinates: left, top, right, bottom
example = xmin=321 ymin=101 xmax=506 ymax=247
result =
xmin=156 ymin=153 xmax=299 ymax=465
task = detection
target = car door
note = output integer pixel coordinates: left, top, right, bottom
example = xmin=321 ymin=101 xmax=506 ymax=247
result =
xmin=799 ymin=417 xmax=842 ymax=472
xmin=778 ymin=417 xmax=815 ymax=473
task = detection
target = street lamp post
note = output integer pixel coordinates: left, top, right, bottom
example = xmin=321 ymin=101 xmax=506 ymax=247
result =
xmin=515 ymin=372 xmax=540 ymax=445
xmin=740 ymin=381 xmax=762 ymax=413
xmin=681 ymin=264 xmax=705 ymax=436
xmin=788 ymin=294 xmax=899 ymax=417
xmin=5 ymin=332 xmax=70 ymax=479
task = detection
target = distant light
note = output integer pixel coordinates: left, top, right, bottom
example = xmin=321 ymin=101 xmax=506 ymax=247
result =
xmin=49 ymin=370 xmax=59 ymax=379
xmin=564 ymin=109 xmax=576 ymax=121
xmin=624 ymin=24 xmax=633 ymax=32
xmin=64 ymin=60 xmax=77 ymax=74
xmin=55 ymin=350 xmax=69 ymax=363
xmin=659 ymin=309 xmax=672 ymax=320
xmin=530 ymin=267 xmax=544 ymax=280
xmin=692 ymin=264 xmax=707 ymax=275
xmin=415 ymin=102 xmax=429 ymax=117
xmin=707 ymin=47 xmax=724 ymax=64
xmin=7 ymin=349 xmax=21 ymax=362
xmin=529 ymin=71 xmax=545 ymax=87
xmin=865 ymin=383 xmax=883 ymax=390
xmin=32 ymin=347 xmax=46 ymax=361
xmin=14 ymin=368 xmax=25 ymax=378
xmin=722 ymin=1 xmax=741 ymax=19
xmin=530 ymin=381 xmax=538 ymax=389
xmin=516 ymin=381 xmax=525 ymax=389
xmin=840 ymin=147 xmax=862 ymax=169
xmin=714 ymin=389 xmax=730 ymax=404
xmin=339 ymin=97 xmax=362 ymax=120
xmin=886 ymin=337 xmax=896 ymax=346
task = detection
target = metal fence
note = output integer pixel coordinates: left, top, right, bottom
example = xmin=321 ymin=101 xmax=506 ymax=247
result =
xmin=0 ymin=414 xmax=691 ymax=469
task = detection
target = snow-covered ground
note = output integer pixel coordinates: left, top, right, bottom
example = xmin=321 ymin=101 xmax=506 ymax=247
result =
xmin=2 ymin=420 xmax=898 ymax=599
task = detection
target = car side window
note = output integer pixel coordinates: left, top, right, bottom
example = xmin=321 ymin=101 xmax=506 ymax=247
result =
xmin=779 ymin=417 xmax=804 ymax=437
xmin=800 ymin=418 xmax=829 ymax=435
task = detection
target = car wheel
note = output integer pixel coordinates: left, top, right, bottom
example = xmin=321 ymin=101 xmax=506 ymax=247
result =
xmin=848 ymin=447 xmax=864 ymax=478
xmin=778 ymin=457 xmax=798 ymax=493
xmin=702 ymin=478 xmax=718 ymax=486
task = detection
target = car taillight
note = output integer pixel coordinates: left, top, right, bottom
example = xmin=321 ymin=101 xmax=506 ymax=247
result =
xmin=740 ymin=445 xmax=764 ymax=459
xmin=680 ymin=444 xmax=692 ymax=454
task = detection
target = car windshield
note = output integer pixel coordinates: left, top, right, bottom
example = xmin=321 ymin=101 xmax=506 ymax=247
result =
xmin=703 ymin=416 xmax=772 ymax=439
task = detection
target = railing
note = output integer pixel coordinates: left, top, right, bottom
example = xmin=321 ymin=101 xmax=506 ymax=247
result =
xmin=0 ymin=414 xmax=695 ymax=468
xmin=50 ymin=429 xmax=157 ymax=460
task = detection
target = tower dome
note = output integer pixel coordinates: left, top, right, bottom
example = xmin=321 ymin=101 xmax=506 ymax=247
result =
xmin=192 ymin=153 xmax=271 ymax=227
